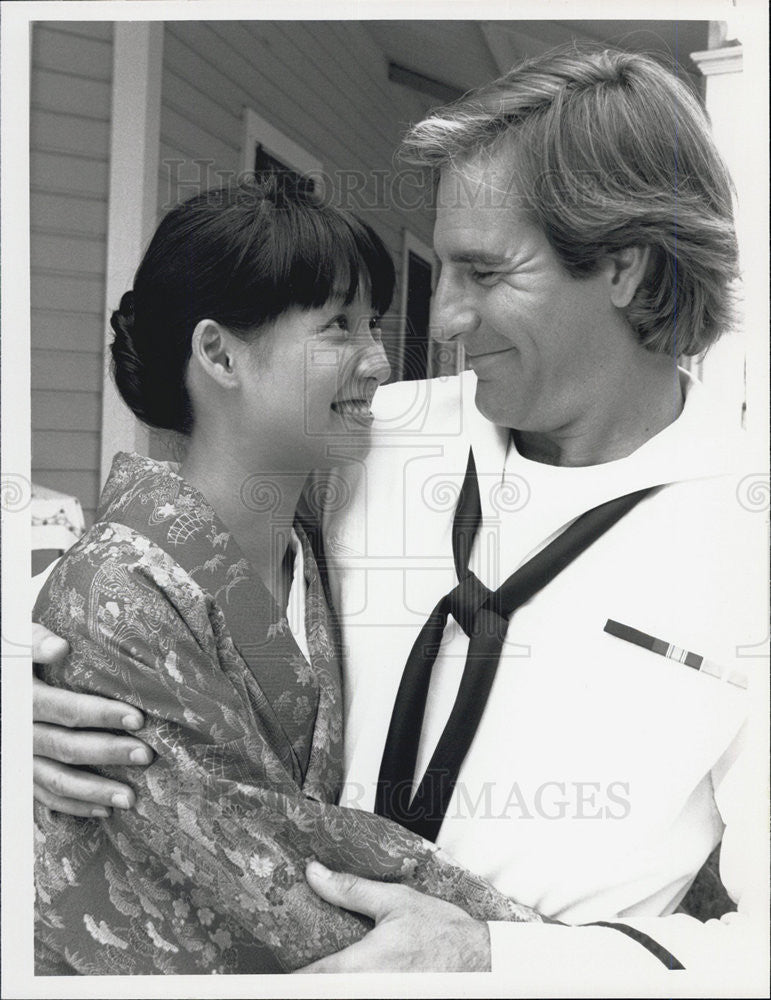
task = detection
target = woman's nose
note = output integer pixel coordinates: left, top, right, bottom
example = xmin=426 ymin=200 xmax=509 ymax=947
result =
xmin=358 ymin=341 xmax=392 ymax=385
xmin=345 ymin=338 xmax=391 ymax=389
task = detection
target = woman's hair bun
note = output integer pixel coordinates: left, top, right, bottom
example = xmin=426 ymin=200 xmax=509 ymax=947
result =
xmin=110 ymin=290 xmax=148 ymax=420
xmin=114 ymin=290 xmax=135 ymax=325
xmin=109 ymin=288 xmax=191 ymax=433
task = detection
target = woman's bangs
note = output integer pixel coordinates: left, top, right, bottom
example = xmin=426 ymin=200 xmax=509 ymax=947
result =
xmin=275 ymin=205 xmax=395 ymax=316
xmin=353 ymin=223 xmax=396 ymax=316
xmin=269 ymin=209 xmax=356 ymax=310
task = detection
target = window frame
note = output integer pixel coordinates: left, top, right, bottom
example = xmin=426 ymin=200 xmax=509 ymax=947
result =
xmin=240 ymin=107 xmax=323 ymax=180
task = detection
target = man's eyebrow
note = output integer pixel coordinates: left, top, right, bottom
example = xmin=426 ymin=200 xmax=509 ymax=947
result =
xmin=447 ymin=251 xmax=511 ymax=265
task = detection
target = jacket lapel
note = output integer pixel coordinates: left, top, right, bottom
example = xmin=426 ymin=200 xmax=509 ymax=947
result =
xmin=293 ymin=519 xmax=345 ymax=803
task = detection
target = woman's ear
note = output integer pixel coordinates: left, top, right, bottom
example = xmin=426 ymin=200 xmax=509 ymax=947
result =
xmin=605 ymin=246 xmax=651 ymax=309
xmin=189 ymin=319 xmax=238 ymax=389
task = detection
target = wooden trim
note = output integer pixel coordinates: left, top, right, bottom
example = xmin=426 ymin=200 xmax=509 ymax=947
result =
xmin=240 ymin=106 xmax=322 ymax=179
xmin=387 ymin=62 xmax=463 ymax=103
xmin=99 ymin=23 xmax=163 ymax=484
xmin=690 ymin=46 xmax=743 ymax=77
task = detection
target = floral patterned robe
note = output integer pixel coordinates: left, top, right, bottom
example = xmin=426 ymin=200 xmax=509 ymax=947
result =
xmin=34 ymin=453 xmax=535 ymax=975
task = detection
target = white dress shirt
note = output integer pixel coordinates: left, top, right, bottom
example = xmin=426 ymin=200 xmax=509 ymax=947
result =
xmin=284 ymin=527 xmax=310 ymax=663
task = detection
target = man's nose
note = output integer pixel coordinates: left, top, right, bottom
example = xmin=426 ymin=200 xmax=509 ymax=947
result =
xmin=431 ymin=274 xmax=479 ymax=343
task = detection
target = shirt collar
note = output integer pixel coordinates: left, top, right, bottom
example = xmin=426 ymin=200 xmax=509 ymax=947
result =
xmin=466 ymin=367 xmax=747 ymax=490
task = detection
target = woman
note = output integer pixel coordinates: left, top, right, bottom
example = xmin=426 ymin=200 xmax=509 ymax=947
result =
xmin=34 ymin=177 xmax=537 ymax=975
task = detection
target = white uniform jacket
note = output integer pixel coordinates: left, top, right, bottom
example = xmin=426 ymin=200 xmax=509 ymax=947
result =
xmin=323 ymin=370 xmax=768 ymax=990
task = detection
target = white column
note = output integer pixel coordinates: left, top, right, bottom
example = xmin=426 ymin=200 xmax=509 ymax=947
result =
xmin=689 ymin=42 xmax=753 ymax=431
xmin=99 ymin=23 xmax=164 ymax=484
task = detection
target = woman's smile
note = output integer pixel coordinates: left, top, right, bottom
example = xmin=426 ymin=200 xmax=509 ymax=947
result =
xmin=330 ymin=396 xmax=376 ymax=425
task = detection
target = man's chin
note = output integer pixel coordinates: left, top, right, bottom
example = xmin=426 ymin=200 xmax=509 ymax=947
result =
xmin=473 ymin=383 xmax=520 ymax=430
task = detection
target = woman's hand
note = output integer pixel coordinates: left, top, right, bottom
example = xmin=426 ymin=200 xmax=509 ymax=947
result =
xmin=33 ymin=623 xmax=153 ymax=817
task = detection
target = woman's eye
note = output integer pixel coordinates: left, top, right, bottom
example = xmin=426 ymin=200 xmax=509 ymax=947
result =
xmin=322 ymin=315 xmax=349 ymax=337
xmin=321 ymin=314 xmax=383 ymax=341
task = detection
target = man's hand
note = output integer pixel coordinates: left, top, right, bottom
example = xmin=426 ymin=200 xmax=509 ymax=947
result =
xmin=296 ymin=861 xmax=491 ymax=973
xmin=33 ymin=623 xmax=153 ymax=818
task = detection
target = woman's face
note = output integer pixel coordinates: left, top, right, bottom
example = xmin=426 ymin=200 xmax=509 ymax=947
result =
xmin=237 ymin=290 xmax=391 ymax=470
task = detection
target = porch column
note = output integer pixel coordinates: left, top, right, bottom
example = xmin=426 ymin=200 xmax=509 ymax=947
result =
xmin=99 ymin=22 xmax=163 ymax=484
xmin=689 ymin=37 xmax=757 ymax=431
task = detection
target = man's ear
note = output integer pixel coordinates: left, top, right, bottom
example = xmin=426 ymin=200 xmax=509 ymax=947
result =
xmin=606 ymin=246 xmax=651 ymax=309
xmin=189 ymin=319 xmax=239 ymax=389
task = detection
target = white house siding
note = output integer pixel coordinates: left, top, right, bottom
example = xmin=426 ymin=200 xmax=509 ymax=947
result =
xmin=30 ymin=22 xmax=113 ymax=528
xmin=161 ymin=21 xmax=434 ymax=243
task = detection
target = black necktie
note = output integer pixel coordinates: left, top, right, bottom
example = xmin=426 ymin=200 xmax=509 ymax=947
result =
xmin=375 ymin=447 xmax=656 ymax=842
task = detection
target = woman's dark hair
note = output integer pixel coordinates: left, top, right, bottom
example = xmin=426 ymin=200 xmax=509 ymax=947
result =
xmin=110 ymin=175 xmax=396 ymax=434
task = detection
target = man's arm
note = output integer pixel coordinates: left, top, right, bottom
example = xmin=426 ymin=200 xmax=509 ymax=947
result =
xmin=32 ymin=623 xmax=152 ymax=816
xmin=296 ymin=865 xmax=674 ymax=975
xmin=297 ymin=862 xmax=492 ymax=973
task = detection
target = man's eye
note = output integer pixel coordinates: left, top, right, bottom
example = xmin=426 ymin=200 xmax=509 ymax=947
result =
xmin=471 ymin=269 xmax=497 ymax=283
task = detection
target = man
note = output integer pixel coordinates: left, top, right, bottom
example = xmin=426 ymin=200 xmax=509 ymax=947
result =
xmin=32 ymin=47 xmax=766 ymax=983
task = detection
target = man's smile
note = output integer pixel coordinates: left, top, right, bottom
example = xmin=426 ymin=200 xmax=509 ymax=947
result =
xmin=465 ymin=345 xmax=517 ymax=367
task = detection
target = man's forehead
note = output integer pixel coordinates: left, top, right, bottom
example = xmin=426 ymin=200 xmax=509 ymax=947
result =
xmin=436 ymin=147 xmax=525 ymax=213
xmin=433 ymin=158 xmax=529 ymax=254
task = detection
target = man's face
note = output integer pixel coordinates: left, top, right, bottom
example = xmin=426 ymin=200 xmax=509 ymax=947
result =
xmin=432 ymin=153 xmax=621 ymax=434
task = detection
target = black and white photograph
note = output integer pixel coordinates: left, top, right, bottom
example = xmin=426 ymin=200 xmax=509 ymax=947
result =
xmin=1 ymin=1 xmax=768 ymax=997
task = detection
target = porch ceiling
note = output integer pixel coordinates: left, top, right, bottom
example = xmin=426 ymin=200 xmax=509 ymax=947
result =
xmin=363 ymin=19 xmax=713 ymax=98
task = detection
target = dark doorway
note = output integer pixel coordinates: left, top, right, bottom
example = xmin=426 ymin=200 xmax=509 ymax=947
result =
xmin=401 ymin=250 xmax=432 ymax=381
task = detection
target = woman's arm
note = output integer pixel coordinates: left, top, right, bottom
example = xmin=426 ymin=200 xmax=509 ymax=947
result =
xmin=36 ymin=527 xmax=538 ymax=975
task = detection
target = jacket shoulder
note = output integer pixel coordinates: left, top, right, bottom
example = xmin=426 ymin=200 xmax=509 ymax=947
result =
xmin=371 ymin=371 xmax=474 ymax=438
